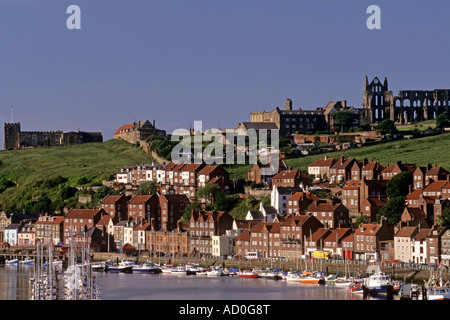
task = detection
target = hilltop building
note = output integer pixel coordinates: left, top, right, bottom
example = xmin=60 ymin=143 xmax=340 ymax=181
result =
xmin=113 ymin=120 xmax=166 ymax=144
xmin=3 ymin=122 xmax=102 ymax=150
xmin=248 ymin=76 xmax=450 ymax=135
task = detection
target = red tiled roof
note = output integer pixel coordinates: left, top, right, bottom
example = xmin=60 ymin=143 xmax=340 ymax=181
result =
xmin=309 ymin=157 xmax=336 ymax=168
xmin=272 ymin=170 xmax=300 ymax=180
xmin=114 ymin=123 xmax=134 ymax=135
xmin=65 ymin=209 xmax=104 ymax=219
xmin=423 ymin=180 xmax=447 ymax=192
xmin=129 ymin=195 xmax=153 ymax=204
xmin=395 ymin=226 xmax=417 ymax=238
xmin=343 ymin=180 xmax=362 ymax=190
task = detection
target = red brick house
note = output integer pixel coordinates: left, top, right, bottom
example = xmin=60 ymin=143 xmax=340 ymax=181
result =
xmin=127 ymin=194 xmax=159 ymax=221
xmin=286 ymin=192 xmax=319 ymax=215
xmin=305 ymin=200 xmax=350 ymax=228
xmin=425 ymin=165 xmax=450 ymax=185
xmin=197 ymin=165 xmax=229 ymax=190
xmin=329 ymin=156 xmax=358 ymax=185
xmin=100 ymin=194 xmax=131 ymax=222
xmin=427 ymin=226 xmax=447 ymax=266
xmin=342 ymin=180 xmax=362 ymax=213
xmin=35 ymin=214 xmax=64 ymax=245
xmin=353 ymin=217 xmax=394 ymax=261
xmin=271 ymin=169 xmax=308 ymax=188
xmin=280 ymin=214 xmax=323 ymax=259
xmin=159 ymin=194 xmax=191 ymax=231
xmin=63 ymin=208 xmax=109 ymax=244
xmin=360 ymin=195 xmax=388 ymax=222
xmin=307 ymin=156 xmax=337 ymax=182
xmin=323 ymin=227 xmax=353 ymax=257
xmin=305 ymin=227 xmax=332 ymax=257
xmin=361 ymin=160 xmax=384 ymax=180
xmin=247 ymin=159 xmax=287 ymax=184
xmin=187 ymin=210 xmax=234 ymax=256
xmin=381 ymin=161 xmax=416 ymax=180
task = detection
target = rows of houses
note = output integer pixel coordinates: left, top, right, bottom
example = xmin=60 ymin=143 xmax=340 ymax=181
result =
xmin=115 ymin=161 xmax=229 ymax=199
xmin=1 ymin=153 xmax=450 ymax=267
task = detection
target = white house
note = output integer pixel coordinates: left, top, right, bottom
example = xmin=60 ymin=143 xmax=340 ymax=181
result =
xmin=212 ymin=231 xmax=235 ymax=258
xmin=245 ymin=202 xmax=278 ymax=222
xmin=271 ymin=185 xmax=304 ymax=215
xmin=4 ymin=223 xmax=23 ymax=246
xmin=411 ymin=228 xmax=431 ymax=264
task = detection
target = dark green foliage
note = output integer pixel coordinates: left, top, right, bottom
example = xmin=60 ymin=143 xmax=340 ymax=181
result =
xmin=386 ymin=171 xmax=413 ymax=198
xmin=437 ymin=207 xmax=450 ymax=228
xmin=375 ymin=119 xmax=398 ymax=135
xmin=377 ymin=196 xmax=405 ymax=224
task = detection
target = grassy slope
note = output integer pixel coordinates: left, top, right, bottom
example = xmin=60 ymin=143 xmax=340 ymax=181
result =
xmin=225 ymin=133 xmax=450 ymax=179
xmin=0 ymin=139 xmax=152 ymax=211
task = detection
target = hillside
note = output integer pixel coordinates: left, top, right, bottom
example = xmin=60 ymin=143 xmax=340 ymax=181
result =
xmin=225 ymin=132 xmax=450 ymax=179
xmin=0 ymin=139 xmax=152 ymax=213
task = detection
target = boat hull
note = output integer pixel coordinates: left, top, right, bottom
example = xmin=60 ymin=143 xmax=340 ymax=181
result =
xmin=108 ymin=266 xmax=133 ymax=273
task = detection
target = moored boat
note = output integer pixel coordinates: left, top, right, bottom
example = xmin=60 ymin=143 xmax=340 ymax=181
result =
xmin=132 ymin=263 xmax=161 ymax=274
xmin=20 ymin=258 xmax=35 ymax=265
xmin=161 ymin=264 xmax=176 ymax=274
xmin=206 ymin=267 xmax=224 ymax=277
xmin=418 ymin=286 xmax=450 ymax=300
xmin=259 ymin=268 xmax=282 ymax=280
xmin=108 ymin=259 xmax=134 ymax=273
xmin=171 ymin=265 xmax=187 ymax=275
xmin=6 ymin=259 xmax=19 ymax=265
xmin=239 ymin=269 xmax=259 ymax=278
xmin=363 ymin=267 xmax=394 ymax=295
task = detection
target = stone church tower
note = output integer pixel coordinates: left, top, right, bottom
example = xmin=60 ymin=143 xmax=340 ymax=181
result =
xmin=362 ymin=75 xmax=394 ymax=125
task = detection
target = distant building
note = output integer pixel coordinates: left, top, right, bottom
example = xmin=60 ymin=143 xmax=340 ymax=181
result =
xmin=113 ymin=120 xmax=166 ymax=144
xmin=3 ymin=122 xmax=102 ymax=150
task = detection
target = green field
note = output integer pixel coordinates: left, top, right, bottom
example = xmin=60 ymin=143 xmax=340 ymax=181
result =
xmin=224 ymin=133 xmax=450 ymax=179
xmin=0 ymin=139 xmax=152 ymax=213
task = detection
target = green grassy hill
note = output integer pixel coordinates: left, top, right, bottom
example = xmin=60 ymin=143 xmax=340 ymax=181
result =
xmin=0 ymin=139 xmax=152 ymax=213
xmin=285 ymin=132 xmax=450 ymax=172
xmin=225 ymin=132 xmax=450 ymax=179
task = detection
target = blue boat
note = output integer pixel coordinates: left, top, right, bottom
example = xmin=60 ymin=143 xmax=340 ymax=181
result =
xmin=6 ymin=259 xmax=19 ymax=265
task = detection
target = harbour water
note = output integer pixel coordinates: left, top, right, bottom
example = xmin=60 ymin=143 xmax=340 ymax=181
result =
xmin=0 ymin=263 xmax=389 ymax=300
xmin=95 ymin=271 xmax=363 ymax=300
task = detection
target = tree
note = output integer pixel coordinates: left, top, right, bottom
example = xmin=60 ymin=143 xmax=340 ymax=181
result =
xmin=386 ymin=171 xmax=413 ymax=198
xmin=436 ymin=111 xmax=450 ymax=128
xmin=355 ymin=214 xmax=370 ymax=227
xmin=375 ymin=119 xmax=398 ymax=135
xmin=182 ymin=201 xmax=202 ymax=223
xmin=332 ymin=110 xmax=356 ymax=132
xmin=437 ymin=207 xmax=450 ymax=228
xmin=377 ymin=196 xmax=405 ymax=224
xmin=137 ymin=180 xmax=158 ymax=195
xmin=196 ymin=184 xmax=221 ymax=207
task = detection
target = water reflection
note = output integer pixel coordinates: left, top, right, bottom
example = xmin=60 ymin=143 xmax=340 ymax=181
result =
xmin=0 ymin=265 xmax=33 ymax=300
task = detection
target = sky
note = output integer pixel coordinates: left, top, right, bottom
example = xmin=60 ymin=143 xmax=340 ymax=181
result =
xmin=0 ymin=0 xmax=449 ymax=141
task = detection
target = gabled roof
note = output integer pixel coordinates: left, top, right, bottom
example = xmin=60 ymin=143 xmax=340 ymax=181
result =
xmin=308 ymin=157 xmax=336 ymax=168
xmin=287 ymin=191 xmax=319 ymax=202
xmin=395 ymin=226 xmax=417 ymax=238
xmin=65 ymin=208 xmax=104 ymax=219
xmin=114 ymin=123 xmax=134 ymax=135
xmin=343 ymin=180 xmax=362 ymax=190
xmin=355 ymin=223 xmax=381 ymax=235
xmin=423 ymin=180 xmax=447 ymax=192
xmin=272 ymin=170 xmax=301 ymax=180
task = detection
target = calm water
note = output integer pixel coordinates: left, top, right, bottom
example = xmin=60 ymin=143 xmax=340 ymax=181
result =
xmin=95 ymin=272 xmax=366 ymax=300
xmin=0 ymin=264 xmax=390 ymax=301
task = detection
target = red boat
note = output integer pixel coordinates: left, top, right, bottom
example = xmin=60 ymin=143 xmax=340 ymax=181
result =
xmin=239 ymin=269 xmax=259 ymax=278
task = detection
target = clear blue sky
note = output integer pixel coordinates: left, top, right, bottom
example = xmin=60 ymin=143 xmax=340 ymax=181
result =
xmin=0 ymin=0 xmax=449 ymax=140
